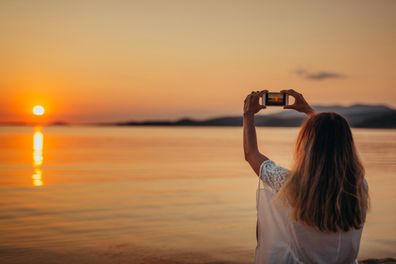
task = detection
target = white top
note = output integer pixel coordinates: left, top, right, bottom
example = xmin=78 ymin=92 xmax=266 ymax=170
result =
xmin=255 ymin=159 xmax=364 ymax=264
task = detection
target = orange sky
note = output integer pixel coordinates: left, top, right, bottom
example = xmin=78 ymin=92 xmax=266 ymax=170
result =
xmin=1 ymin=1 xmax=395 ymax=123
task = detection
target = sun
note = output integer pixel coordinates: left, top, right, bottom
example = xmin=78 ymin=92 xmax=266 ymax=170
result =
xmin=32 ymin=105 xmax=45 ymax=116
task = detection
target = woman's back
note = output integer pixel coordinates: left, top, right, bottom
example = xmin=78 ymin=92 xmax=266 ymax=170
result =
xmin=290 ymin=219 xmax=362 ymax=263
xmin=255 ymin=160 xmax=367 ymax=264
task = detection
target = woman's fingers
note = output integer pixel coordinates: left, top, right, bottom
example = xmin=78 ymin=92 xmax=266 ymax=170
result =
xmin=244 ymin=90 xmax=267 ymax=115
xmin=258 ymin=90 xmax=268 ymax=96
xmin=283 ymin=105 xmax=295 ymax=109
xmin=249 ymin=91 xmax=261 ymax=101
xmin=281 ymin=89 xmax=301 ymax=98
xmin=286 ymin=89 xmax=300 ymax=95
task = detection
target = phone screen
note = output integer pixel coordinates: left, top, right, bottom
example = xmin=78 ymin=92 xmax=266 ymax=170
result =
xmin=265 ymin=92 xmax=287 ymax=106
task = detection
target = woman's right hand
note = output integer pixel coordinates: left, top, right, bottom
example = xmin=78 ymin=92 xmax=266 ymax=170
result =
xmin=281 ymin=89 xmax=314 ymax=115
xmin=243 ymin=90 xmax=267 ymax=117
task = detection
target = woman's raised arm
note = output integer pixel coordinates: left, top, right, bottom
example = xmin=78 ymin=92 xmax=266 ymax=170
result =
xmin=243 ymin=90 xmax=269 ymax=176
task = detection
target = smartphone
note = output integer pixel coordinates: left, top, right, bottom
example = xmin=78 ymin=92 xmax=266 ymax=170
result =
xmin=262 ymin=92 xmax=288 ymax=106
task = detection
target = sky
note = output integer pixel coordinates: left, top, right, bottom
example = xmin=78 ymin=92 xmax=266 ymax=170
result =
xmin=0 ymin=0 xmax=395 ymax=123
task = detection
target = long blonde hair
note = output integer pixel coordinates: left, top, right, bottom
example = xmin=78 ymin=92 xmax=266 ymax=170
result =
xmin=278 ymin=112 xmax=369 ymax=232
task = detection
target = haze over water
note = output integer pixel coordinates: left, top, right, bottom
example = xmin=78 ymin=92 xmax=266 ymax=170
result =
xmin=0 ymin=126 xmax=395 ymax=263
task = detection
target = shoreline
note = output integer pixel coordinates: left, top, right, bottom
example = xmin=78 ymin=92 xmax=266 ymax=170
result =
xmin=0 ymin=245 xmax=394 ymax=264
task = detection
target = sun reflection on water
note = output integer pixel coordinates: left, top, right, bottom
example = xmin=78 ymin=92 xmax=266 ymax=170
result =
xmin=32 ymin=128 xmax=44 ymax=186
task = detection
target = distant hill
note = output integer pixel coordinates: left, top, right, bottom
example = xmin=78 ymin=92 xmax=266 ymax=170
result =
xmin=115 ymin=104 xmax=396 ymax=128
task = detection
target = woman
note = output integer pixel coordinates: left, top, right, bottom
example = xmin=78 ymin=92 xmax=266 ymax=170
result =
xmin=243 ymin=89 xmax=369 ymax=264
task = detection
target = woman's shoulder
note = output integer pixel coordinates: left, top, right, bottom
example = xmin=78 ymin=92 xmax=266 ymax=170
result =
xmin=259 ymin=159 xmax=290 ymax=192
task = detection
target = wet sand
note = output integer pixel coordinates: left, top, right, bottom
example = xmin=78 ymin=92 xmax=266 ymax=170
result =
xmin=0 ymin=244 xmax=252 ymax=264
xmin=0 ymin=245 xmax=395 ymax=264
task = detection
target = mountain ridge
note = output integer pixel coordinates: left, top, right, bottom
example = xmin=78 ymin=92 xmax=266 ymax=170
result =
xmin=114 ymin=104 xmax=396 ymax=128
xmin=1 ymin=104 xmax=394 ymax=128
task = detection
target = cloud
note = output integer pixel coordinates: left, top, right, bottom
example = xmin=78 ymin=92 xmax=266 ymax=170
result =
xmin=295 ymin=69 xmax=347 ymax=81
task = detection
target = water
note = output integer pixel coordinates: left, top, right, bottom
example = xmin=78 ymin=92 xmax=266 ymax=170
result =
xmin=0 ymin=126 xmax=395 ymax=263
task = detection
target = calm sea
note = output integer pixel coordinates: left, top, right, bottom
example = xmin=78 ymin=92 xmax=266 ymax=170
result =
xmin=0 ymin=126 xmax=395 ymax=263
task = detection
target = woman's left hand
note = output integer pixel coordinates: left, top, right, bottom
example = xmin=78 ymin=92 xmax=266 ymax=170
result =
xmin=244 ymin=90 xmax=267 ymax=116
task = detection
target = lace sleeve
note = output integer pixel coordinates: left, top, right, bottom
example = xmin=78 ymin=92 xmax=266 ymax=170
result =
xmin=259 ymin=159 xmax=289 ymax=192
